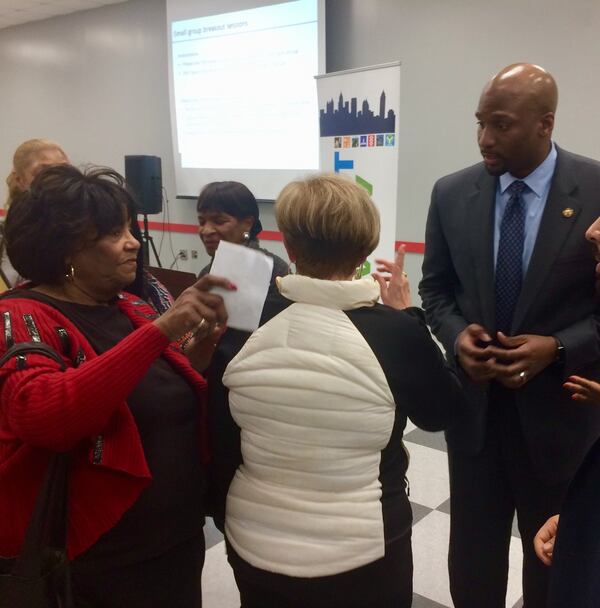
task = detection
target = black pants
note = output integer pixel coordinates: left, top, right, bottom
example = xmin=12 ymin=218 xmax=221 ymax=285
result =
xmin=229 ymin=535 xmax=412 ymax=608
xmin=71 ymin=534 xmax=205 ymax=608
xmin=448 ymin=387 xmax=567 ymax=608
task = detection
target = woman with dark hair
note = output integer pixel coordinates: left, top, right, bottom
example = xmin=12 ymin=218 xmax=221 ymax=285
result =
xmin=197 ymin=181 xmax=289 ymax=291
xmin=2 ymin=139 xmax=173 ymax=314
xmin=0 ymin=164 xmax=234 ymax=607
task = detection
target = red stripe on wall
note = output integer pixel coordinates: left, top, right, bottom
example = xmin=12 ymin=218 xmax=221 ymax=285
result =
xmin=396 ymin=241 xmax=425 ymax=254
xmin=143 ymin=220 xmax=198 ymax=234
xmin=0 ymin=210 xmax=424 ymax=252
xmin=143 ymin=221 xmax=424 ymax=251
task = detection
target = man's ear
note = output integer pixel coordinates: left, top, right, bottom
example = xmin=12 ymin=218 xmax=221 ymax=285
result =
xmin=539 ymin=112 xmax=555 ymax=137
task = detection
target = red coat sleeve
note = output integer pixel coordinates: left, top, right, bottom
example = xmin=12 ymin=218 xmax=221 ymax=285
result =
xmin=0 ymin=300 xmax=170 ymax=451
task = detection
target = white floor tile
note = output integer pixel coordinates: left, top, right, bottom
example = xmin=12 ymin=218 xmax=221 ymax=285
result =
xmin=412 ymin=510 xmax=453 ymax=606
xmin=412 ymin=510 xmax=523 ymax=607
xmin=202 ymin=541 xmax=240 ymax=608
xmin=404 ymin=441 xmax=450 ymax=509
xmin=506 ymin=535 xmax=524 ymax=607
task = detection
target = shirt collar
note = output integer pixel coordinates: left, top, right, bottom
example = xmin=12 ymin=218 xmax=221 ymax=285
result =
xmin=499 ymin=142 xmax=557 ymax=198
xmin=277 ymin=274 xmax=380 ymax=310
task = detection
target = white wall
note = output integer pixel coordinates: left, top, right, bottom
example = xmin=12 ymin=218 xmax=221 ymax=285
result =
xmin=0 ymin=0 xmax=216 ymax=273
xmin=2 ymin=0 xmax=600 ymax=282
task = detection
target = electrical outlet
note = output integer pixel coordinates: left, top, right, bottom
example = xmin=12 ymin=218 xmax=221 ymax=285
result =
xmin=191 ymin=250 xmax=198 ymax=259
xmin=179 ymin=249 xmax=188 ymax=261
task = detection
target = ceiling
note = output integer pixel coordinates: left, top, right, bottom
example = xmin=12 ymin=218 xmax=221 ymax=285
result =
xmin=0 ymin=0 xmax=126 ymax=30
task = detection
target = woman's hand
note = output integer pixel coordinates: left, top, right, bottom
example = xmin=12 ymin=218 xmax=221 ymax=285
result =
xmin=184 ymin=324 xmax=228 ymax=372
xmin=153 ymin=275 xmax=235 ymax=342
xmin=373 ymin=245 xmax=412 ymax=309
xmin=533 ymin=514 xmax=559 ymax=566
xmin=563 ymin=375 xmax=600 ymax=405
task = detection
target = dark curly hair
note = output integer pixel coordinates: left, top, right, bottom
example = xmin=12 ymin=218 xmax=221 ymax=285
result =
xmin=196 ymin=181 xmax=263 ymax=241
xmin=5 ymin=164 xmax=139 ymax=286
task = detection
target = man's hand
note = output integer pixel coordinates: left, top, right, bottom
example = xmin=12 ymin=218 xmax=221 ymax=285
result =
xmin=456 ymin=324 xmax=497 ymax=383
xmin=563 ymin=375 xmax=600 ymax=405
xmin=487 ymin=332 xmax=558 ymax=389
xmin=534 ymin=514 xmax=559 ymax=567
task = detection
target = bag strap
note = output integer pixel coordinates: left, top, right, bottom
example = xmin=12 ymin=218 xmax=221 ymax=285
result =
xmin=0 ymin=338 xmax=71 ymax=576
xmin=0 ymin=341 xmax=67 ymax=371
xmin=11 ymin=452 xmax=70 ymax=578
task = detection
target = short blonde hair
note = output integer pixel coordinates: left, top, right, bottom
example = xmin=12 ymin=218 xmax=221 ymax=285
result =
xmin=5 ymin=139 xmax=68 ymax=207
xmin=275 ymin=173 xmax=380 ymax=278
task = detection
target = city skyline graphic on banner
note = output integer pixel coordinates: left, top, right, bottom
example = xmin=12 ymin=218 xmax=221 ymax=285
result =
xmin=320 ymin=91 xmax=396 ymax=137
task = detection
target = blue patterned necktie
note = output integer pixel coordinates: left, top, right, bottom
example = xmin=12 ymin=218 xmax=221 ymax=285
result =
xmin=495 ymin=180 xmax=527 ymax=334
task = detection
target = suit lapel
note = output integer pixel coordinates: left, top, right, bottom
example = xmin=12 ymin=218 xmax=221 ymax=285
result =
xmin=468 ymin=170 xmax=497 ymax=331
xmin=512 ymin=149 xmax=580 ymax=332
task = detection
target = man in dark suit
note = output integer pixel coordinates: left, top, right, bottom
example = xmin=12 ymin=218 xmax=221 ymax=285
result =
xmin=419 ymin=63 xmax=600 ymax=607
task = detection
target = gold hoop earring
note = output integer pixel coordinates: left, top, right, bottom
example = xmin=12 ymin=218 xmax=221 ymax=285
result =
xmin=65 ymin=264 xmax=75 ymax=282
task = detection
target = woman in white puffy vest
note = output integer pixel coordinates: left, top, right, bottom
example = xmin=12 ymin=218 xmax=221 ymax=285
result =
xmin=210 ymin=174 xmax=465 ymax=608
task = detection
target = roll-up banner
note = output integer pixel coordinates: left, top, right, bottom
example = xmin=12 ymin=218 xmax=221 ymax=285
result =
xmin=315 ymin=61 xmax=401 ymax=273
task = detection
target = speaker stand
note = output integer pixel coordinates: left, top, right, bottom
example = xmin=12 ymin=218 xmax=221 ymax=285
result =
xmin=141 ymin=214 xmax=162 ymax=268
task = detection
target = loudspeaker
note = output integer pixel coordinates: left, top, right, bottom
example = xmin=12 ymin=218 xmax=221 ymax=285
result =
xmin=124 ymin=155 xmax=163 ymax=214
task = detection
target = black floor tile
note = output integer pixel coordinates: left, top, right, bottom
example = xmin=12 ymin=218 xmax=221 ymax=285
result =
xmin=411 ymin=501 xmax=434 ymax=525
xmin=204 ymin=517 xmax=224 ymax=550
xmin=411 ymin=592 xmax=449 ymax=607
xmin=436 ymin=497 xmax=451 ymax=514
xmin=404 ymin=428 xmax=448 ymax=453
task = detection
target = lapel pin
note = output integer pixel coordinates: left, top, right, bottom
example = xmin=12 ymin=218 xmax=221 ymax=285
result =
xmin=562 ymin=208 xmax=575 ymax=218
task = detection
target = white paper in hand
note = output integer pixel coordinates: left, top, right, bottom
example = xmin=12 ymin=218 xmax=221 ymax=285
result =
xmin=210 ymin=240 xmax=274 ymax=331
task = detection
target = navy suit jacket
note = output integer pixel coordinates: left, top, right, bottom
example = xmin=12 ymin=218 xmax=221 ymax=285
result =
xmin=419 ymin=147 xmax=600 ymax=483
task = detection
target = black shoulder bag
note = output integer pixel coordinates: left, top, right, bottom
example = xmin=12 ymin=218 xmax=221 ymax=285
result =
xmin=0 ymin=341 xmax=73 ymax=608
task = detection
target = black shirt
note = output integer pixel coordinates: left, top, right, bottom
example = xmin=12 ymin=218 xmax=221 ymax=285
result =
xmin=36 ymin=295 xmax=206 ymax=569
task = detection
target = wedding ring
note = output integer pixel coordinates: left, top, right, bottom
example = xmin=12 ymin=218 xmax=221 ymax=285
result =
xmin=195 ymin=318 xmax=209 ymax=335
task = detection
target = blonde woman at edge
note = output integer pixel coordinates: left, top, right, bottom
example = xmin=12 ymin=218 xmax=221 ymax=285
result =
xmin=2 ymin=139 xmax=68 ymax=287
xmin=210 ymin=174 xmax=466 ymax=608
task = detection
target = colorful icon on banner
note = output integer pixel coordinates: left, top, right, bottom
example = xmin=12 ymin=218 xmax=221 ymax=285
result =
xmin=360 ymin=135 xmax=368 ymax=147
xmin=334 ymin=137 xmax=342 ymax=148
xmin=368 ymin=134 xmax=375 ymax=147
xmin=352 ymin=137 xmax=359 ymax=147
xmin=376 ymin=134 xmax=384 ymax=146
xmin=343 ymin=137 xmax=351 ymax=148
xmin=385 ymin=134 xmax=395 ymax=146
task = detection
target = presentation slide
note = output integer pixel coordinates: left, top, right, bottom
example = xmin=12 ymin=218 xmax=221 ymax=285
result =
xmin=168 ymin=0 xmax=323 ymax=200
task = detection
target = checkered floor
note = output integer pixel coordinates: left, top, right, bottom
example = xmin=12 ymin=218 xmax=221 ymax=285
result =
xmin=201 ymin=420 xmax=525 ymax=607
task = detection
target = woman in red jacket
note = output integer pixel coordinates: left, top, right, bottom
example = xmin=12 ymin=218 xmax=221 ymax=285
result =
xmin=0 ymin=164 xmax=233 ymax=607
